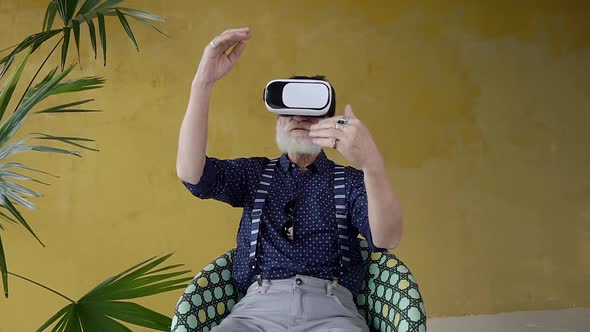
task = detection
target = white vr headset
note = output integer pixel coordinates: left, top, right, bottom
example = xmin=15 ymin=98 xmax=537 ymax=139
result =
xmin=263 ymin=79 xmax=336 ymax=117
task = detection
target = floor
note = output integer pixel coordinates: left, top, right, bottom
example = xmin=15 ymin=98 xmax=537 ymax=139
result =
xmin=427 ymin=308 xmax=590 ymax=332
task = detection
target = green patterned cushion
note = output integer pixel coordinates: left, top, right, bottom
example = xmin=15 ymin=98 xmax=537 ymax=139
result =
xmin=172 ymin=240 xmax=426 ymax=332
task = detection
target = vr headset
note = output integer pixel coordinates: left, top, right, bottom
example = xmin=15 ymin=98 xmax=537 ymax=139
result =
xmin=263 ymin=79 xmax=336 ymax=118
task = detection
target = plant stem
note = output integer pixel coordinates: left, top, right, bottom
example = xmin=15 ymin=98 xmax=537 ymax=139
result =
xmin=13 ymin=36 xmax=64 ymax=112
xmin=8 ymin=271 xmax=75 ymax=303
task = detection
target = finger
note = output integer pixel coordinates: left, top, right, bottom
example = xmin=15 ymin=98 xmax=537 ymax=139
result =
xmin=344 ymin=104 xmax=356 ymax=119
xmin=227 ymin=41 xmax=247 ymax=64
xmin=311 ymin=137 xmax=338 ymax=149
xmin=209 ymin=28 xmax=251 ymax=52
xmin=310 ymin=116 xmax=340 ymax=130
xmin=309 ymin=128 xmax=343 ymax=139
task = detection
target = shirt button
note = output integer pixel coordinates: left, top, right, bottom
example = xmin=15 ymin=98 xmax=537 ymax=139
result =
xmin=295 ymin=278 xmax=303 ymax=285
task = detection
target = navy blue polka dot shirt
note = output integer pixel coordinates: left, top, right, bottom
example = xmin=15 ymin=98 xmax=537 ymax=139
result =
xmin=183 ymin=150 xmax=385 ymax=296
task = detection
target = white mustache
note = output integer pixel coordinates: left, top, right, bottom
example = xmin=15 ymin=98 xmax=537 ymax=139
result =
xmin=286 ymin=122 xmax=312 ymax=131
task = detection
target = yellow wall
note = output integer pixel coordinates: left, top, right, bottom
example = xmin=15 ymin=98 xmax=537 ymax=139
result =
xmin=1 ymin=0 xmax=589 ymax=330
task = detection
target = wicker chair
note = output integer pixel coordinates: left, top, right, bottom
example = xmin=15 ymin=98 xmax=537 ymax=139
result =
xmin=171 ymin=240 xmax=427 ymax=332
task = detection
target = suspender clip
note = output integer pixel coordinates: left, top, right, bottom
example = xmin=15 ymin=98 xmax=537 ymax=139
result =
xmin=331 ymin=277 xmax=339 ymax=288
xmin=257 ymin=274 xmax=263 ymax=286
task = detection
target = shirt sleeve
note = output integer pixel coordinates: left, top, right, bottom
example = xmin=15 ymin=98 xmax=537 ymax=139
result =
xmin=348 ymin=169 xmax=388 ymax=252
xmin=182 ymin=156 xmax=253 ymax=208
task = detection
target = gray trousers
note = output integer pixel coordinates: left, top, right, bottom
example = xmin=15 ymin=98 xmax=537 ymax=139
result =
xmin=211 ymin=275 xmax=369 ymax=332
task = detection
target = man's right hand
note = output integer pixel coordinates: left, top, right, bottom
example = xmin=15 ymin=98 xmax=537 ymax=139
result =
xmin=192 ymin=27 xmax=251 ymax=88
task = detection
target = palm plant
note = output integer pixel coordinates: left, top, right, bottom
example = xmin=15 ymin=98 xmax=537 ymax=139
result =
xmin=0 ymin=1 xmax=191 ymax=330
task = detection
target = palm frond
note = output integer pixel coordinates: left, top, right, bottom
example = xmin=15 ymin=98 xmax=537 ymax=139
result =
xmin=0 ymin=64 xmax=78 ymax=147
xmin=4 ymin=1 xmax=165 ymax=76
xmin=32 ymin=133 xmax=98 ymax=152
xmin=115 ymin=9 xmax=138 ymax=51
xmin=42 ymin=1 xmax=58 ymax=32
xmin=51 ymin=76 xmax=105 ymax=95
xmin=77 ymin=0 xmax=102 ymax=16
xmin=94 ymin=0 xmax=125 ymax=12
xmin=72 ymin=20 xmax=82 ymax=64
xmin=97 ymin=13 xmax=107 ymax=66
xmin=82 ymin=14 xmax=98 ymax=59
xmin=0 ymin=162 xmax=58 ymax=178
xmin=0 ymin=168 xmax=50 ymax=186
xmin=0 ymin=49 xmax=31 ymax=122
xmin=38 ymin=254 xmax=191 ymax=331
xmin=34 ymin=98 xmax=98 ymax=115
xmin=0 ymin=30 xmax=61 ymax=79
xmin=0 ymin=234 xmax=7 ymax=297
xmin=0 ymin=195 xmax=44 ymax=246
xmin=115 ymin=7 xmax=166 ymax=23
xmin=60 ymin=27 xmax=71 ymax=71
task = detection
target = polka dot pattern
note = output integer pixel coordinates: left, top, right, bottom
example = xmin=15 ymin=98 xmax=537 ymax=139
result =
xmin=183 ymin=152 xmax=385 ymax=297
xmin=171 ymin=240 xmax=427 ymax=332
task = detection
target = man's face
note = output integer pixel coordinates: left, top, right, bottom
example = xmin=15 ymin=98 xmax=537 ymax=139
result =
xmin=276 ymin=115 xmax=322 ymax=155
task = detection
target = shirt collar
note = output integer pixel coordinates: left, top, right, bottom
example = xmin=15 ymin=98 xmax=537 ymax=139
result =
xmin=278 ymin=150 xmax=331 ymax=174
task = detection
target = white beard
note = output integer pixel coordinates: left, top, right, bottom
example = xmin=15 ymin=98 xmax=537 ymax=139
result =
xmin=276 ymin=121 xmax=322 ymax=156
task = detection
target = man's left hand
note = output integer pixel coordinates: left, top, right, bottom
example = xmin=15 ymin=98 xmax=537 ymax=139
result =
xmin=309 ymin=105 xmax=384 ymax=173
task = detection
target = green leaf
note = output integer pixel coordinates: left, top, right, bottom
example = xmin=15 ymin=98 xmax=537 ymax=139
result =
xmin=0 ymin=169 xmax=49 ymax=185
xmin=90 ymin=302 xmax=171 ymax=330
xmin=37 ymin=304 xmax=74 ymax=332
xmin=66 ymin=0 xmax=80 ymax=23
xmin=60 ymin=27 xmax=71 ymax=71
xmin=34 ymin=98 xmax=96 ymax=114
xmin=33 ymin=134 xmax=99 ymax=152
xmin=0 ymin=65 xmax=77 ymax=148
xmin=116 ymin=7 xmax=166 ymax=23
xmin=0 ymin=178 xmax=43 ymax=200
xmin=129 ymin=16 xmax=169 ymax=38
xmin=77 ymin=0 xmax=102 ymax=16
xmin=83 ymin=14 xmax=98 ymax=59
xmin=37 ymin=108 xmax=100 ymax=114
xmin=0 ymin=211 xmax=18 ymax=224
xmin=0 ymin=54 xmax=15 ymax=80
xmin=0 ymin=234 xmax=7 ymax=297
xmin=115 ymin=10 xmax=138 ymax=51
xmin=42 ymin=1 xmax=58 ymax=32
xmin=94 ymin=0 xmax=125 ymax=12
xmin=97 ymin=12 xmax=107 ymax=66
xmin=73 ymin=20 xmax=81 ymax=63
xmin=1 ymin=187 xmax=36 ymax=210
xmin=31 ymin=145 xmax=81 ymax=157
xmin=54 ymin=0 xmax=67 ymax=26
xmin=79 ymin=311 xmax=131 ymax=332
xmin=0 ymin=168 xmax=49 ymax=185
xmin=0 ymin=49 xmax=31 ymax=123
xmin=63 ymin=305 xmax=82 ymax=332
xmin=0 ymin=196 xmax=44 ymax=246
xmin=0 ymin=162 xmax=58 ymax=178
xmin=51 ymin=76 xmax=105 ymax=95
xmin=144 ymin=263 xmax=184 ymax=276
xmin=38 ymin=255 xmax=189 ymax=331
xmin=0 ymin=29 xmax=61 ymax=77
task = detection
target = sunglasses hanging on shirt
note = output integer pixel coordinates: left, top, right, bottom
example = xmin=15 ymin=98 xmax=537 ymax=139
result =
xmin=283 ymin=198 xmax=298 ymax=241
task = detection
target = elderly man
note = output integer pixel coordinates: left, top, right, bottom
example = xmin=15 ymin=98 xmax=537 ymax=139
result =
xmin=176 ymin=27 xmax=403 ymax=332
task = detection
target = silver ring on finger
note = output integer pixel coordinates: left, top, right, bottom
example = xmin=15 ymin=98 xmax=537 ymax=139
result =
xmin=335 ymin=116 xmax=349 ymax=131
xmin=209 ymin=40 xmax=217 ymax=48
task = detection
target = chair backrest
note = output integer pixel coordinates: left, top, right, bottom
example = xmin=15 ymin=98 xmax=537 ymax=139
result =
xmin=356 ymin=240 xmax=427 ymax=332
xmin=171 ymin=240 xmax=426 ymax=332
